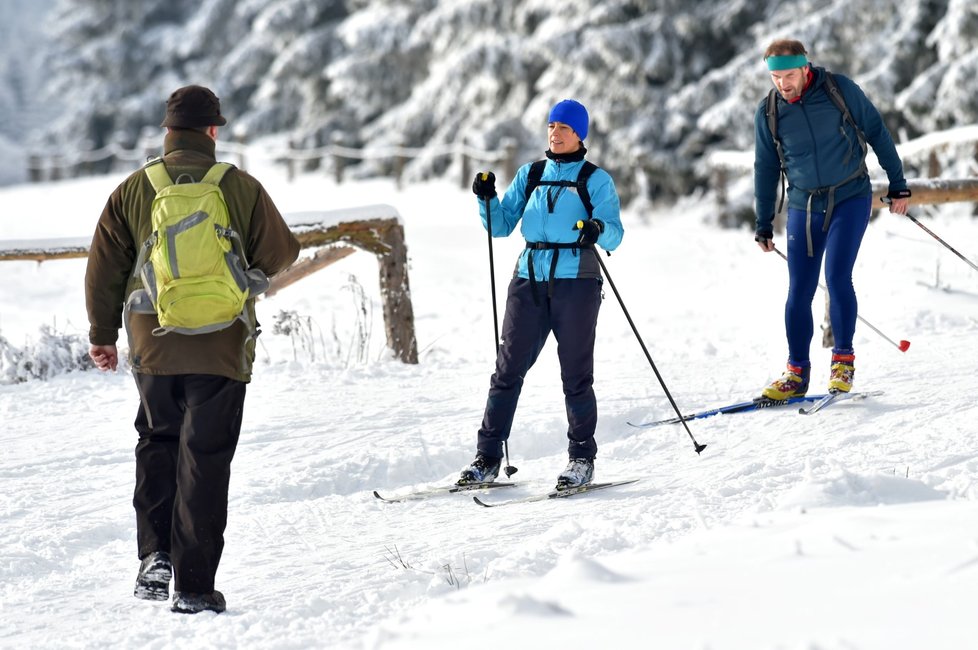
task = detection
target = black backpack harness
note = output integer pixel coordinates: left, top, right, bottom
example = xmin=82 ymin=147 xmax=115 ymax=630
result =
xmin=766 ymin=70 xmax=869 ymax=257
xmin=522 ymin=159 xmax=599 ymax=303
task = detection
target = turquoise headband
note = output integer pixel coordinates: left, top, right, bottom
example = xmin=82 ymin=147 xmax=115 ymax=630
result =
xmin=766 ymin=54 xmax=809 ymax=71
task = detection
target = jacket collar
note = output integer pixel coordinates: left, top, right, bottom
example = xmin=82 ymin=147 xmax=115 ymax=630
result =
xmin=546 ymin=145 xmax=587 ymax=163
xmin=162 ymin=129 xmax=217 ymax=159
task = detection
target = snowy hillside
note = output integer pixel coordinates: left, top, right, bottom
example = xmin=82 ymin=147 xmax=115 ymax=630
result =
xmin=1 ymin=159 xmax=977 ymax=647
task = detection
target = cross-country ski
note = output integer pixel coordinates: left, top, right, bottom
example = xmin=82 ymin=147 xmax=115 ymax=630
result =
xmin=628 ymin=391 xmax=883 ymax=427
xmin=373 ymin=482 xmax=517 ymax=503
xmin=472 ymin=479 xmax=640 ymax=507
xmin=798 ymin=390 xmax=884 ymax=415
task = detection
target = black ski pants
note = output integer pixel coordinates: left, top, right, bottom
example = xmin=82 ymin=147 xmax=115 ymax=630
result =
xmin=477 ymin=277 xmax=603 ymax=460
xmin=132 ymin=373 xmax=246 ymax=594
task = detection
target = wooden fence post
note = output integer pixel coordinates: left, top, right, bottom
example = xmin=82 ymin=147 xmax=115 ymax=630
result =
xmin=376 ymin=221 xmax=419 ymax=363
xmin=286 ymin=138 xmax=296 ymax=182
xmin=235 ymin=133 xmax=247 ymax=170
xmin=331 ymin=136 xmax=345 ymax=183
xmin=282 ymin=215 xmax=420 ymax=364
xmin=821 ymin=292 xmax=834 ymax=349
xmin=28 ymin=155 xmax=42 ymax=182
xmin=714 ymin=166 xmax=729 ymax=220
xmin=394 ymin=155 xmax=406 ymax=190
xmin=49 ymin=155 xmax=63 ymax=181
xmin=459 ymin=148 xmax=470 ymax=190
xmin=502 ymin=139 xmax=518 ymax=182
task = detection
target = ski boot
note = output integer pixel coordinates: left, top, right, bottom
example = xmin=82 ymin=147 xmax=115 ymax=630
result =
xmin=456 ymin=454 xmax=501 ymax=485
xmin=759 ymin=362 xmax=810 ymax=401
xmin=828 ymin=349 xmax=855 ymax=393
xmin=556 ymin=458 xmax=594 ymax=490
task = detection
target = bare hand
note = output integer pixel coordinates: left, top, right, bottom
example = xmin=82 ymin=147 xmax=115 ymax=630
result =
xmin=89 ymin=344 xmax=118 ymax=372
xmin=756 ymin=238 xmax=775 ymax=252
xmin=887 ymin=197 xmax=909 ymax=215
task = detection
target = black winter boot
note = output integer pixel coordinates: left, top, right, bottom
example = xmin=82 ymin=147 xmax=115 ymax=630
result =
xmin=171 ymin=590 xmax=226 ymax=614
xmin=134 ymin=551 xmax=172 ymax=601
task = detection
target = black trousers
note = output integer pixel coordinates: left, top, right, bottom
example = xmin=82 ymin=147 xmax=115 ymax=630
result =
xmin=477 ymin=277 xmax=603 ymax=459
xmin=133 ymin=373 xmax=246 ymax=593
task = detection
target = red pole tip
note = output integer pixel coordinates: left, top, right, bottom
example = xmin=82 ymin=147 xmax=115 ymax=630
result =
xmin=899 ymin=340 xmax=911 ymax=352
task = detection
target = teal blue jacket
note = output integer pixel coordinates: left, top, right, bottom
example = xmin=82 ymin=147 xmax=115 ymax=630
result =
xmin=754 ymin=66 xmax=908 ymax=233
xmin=478 ymin=158 xmax=623 ymax=280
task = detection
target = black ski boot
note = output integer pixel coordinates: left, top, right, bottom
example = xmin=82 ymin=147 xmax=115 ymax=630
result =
xmin=556 ymin=458 xmax=594 ymax=490
xmin=457 ymin=454 xmax=501 ymax=485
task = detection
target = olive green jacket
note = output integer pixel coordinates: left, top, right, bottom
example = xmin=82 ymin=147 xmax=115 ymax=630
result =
xmin=85 ymin=130 xmax=300 ymax=382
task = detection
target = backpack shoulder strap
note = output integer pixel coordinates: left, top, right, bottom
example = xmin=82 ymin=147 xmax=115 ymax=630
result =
xmin=823 ymin=71 xmax=869 ymax=181
xmin=823 ymin=71 xmax=865 ymax=143
xmin=524 ymin=160 xmax=547 ymax=203
xmin=201 ymin=162 xmax=235 ymax=186
xmin=576 ymin=161 xmax=598 ymax=220
xmin=765 ymin=88 xmax=789 ymax=216
xmin=143 ymin=159 xmax=173 ymax=193
xmin=765 ymin=88 xmax=785 ymax=170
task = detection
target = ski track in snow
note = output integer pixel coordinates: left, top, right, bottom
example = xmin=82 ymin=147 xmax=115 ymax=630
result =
xmin=1 ymin=169 xmax=977 ymax=648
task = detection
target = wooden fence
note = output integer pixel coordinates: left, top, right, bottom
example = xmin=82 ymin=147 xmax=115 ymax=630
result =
xmin=708 ymin=124 xmax=978 ymax=222
xmin=0 ymin=205 xmax=419 ymax=364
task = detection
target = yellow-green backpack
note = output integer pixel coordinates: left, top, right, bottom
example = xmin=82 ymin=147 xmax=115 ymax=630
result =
xmin=126 ymin=160 xmax=268 ymax=336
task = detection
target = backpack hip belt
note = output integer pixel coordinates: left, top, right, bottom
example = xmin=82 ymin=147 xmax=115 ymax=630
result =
xmin=801 ymin=160 xmax=867 ymax=257
xmin=524 ymin=241 xmax=585 ymax=304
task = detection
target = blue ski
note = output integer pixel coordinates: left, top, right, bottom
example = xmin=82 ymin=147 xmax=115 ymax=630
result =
xmin=628 ymin=391 xmax=883 ymax=428
xmin=799 ymin=390 xmax=884 ymax=415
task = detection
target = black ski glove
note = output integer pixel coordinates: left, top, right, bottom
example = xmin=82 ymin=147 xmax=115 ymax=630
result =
xmin=886 ymin=188 xmax=912 ymax=201
xmin=574 ymin=219 xmax=604 ymax=246
xmin=472 ymin=172 xmax=496 ymax=199
xmin=754 ymin=229 xmax=774 ymax=246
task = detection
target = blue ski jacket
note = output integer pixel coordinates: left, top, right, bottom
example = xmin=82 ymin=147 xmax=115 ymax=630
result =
xmin=477 ymin=157 xmax=623 ymax=280
xmin=753 ymin=66 xmax=907 ymax=235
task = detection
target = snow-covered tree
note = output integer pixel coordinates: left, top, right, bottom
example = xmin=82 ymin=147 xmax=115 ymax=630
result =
xmin=5 ymin=0 xmax=976 ymax=204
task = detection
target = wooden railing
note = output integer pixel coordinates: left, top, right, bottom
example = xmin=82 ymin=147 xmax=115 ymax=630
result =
xmin=708 ymin=124 xmax=978 ymax=219
xmin=0 ymin=205 xmax=419 ymax=364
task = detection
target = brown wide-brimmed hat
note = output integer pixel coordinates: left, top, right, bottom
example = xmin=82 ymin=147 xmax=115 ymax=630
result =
xmin=160 ymin=85 xmax=227 ymax=128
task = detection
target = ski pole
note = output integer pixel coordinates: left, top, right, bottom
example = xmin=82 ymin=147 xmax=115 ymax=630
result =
xmin=582 ymin=225 xmax=707 ymax=455
xmin=483 ymin=184 xmax=516 ymax=477
xmin=483 ymin=189 xmax=501 ymax=353
xmin=773 ymin=247 xmax=910 ymax=352
xmin=881 ymin=198 xmax=978 ymax=273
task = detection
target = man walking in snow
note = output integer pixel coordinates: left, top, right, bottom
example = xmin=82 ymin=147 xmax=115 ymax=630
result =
xmin=753 ymin=39 xmax=910 ymax=400
xmin=85 ymin=85 xmax=299 ymax=614
xmin=459 ymin=99 xmax=623 ymax=489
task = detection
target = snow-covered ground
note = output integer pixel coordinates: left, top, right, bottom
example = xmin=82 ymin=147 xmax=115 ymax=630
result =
xmin=1 ymin=159 xmax=977 ymax=649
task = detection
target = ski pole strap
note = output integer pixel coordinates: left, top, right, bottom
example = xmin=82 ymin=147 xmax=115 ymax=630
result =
xmin=525 ymin=241 xmax=583 ymax=304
